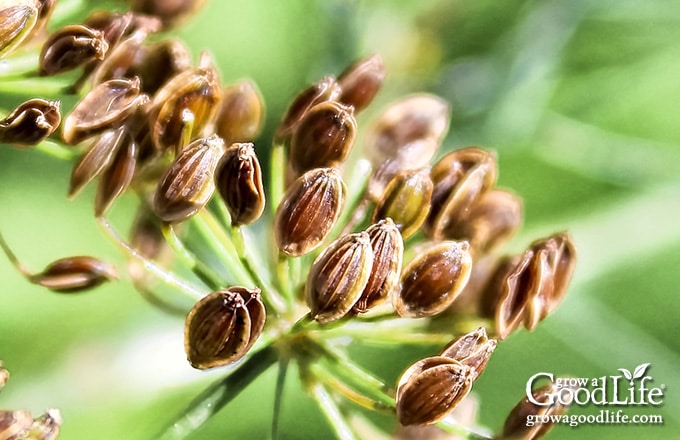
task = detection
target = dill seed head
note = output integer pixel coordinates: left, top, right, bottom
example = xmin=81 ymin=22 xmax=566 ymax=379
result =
xmin=0 ymin=98 xmax=60 ymax=146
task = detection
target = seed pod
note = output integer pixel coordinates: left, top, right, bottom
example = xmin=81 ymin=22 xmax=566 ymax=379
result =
xmin=215 ymin=142 xmax=265 ymax=226
xmin=152 ymin=135 xmax=225 ymax=223
xmin=130 ymin=0 xmax=207 ymax=29
xmin=439 ymin=327 xmax=497 ymax=381
xmin=364 ymin=94 xmax=449 ymax=169
xmin=0 ymin=98 xmax=60 ymax=146
xmin=396 ymin=356 xmax=473 ymax=426
xmin=214 ymin=80 xmax=265 ymax=146
xmin=0 ymin=410 xmax=33 ymax=440
xmin=395 ymin=241 xmax=472 ymax=318
xmin=151 ymin=53 xmax=221 ymax=154
xmin=0 ymin=3 xmax=38 ymax=58
xmin=275 ymin=75 xmax=341 ymax=143
xmin=305 ymin=232 xmax=373 ymax=324
xmin=93 ymin=37 xmax=191 ymax=94
xmin=26 ymin=409 xmax=62 ymax=440
xmin=426 ymin=147 xmax=497 ymax=238
xmin=352 ymin=219 xmax=403 ymax=314
xmin=372 ymin=168 xmax=433 ymax=239
xmin=448 ymin=189 xmax=522 ymax=253
xmin=63 ymin=77 xmax=147 ymax=145
xmin=39 ymin=24 xmax=109 ymax=76
xmin=28 ymin=256 xmax=118 ymax=293
xmin=184 ymin=286 xmax=265 ymax=369
xmin=274 ymin=167 xmax=346 ymax=256
xmin=337 ymin=53 xmax=386 ymax=113
xmin=84 ymin=10 xmax=160 ymax=50
xmin=95 ymin=132 xmax=138 ymax=216
xmin=69 ymin=126 xmax=126 ymax=197
xmin=288 ymin=101 xmax=357 ymax=175
xmin=500 ymin=380 xmax=574 ymax=440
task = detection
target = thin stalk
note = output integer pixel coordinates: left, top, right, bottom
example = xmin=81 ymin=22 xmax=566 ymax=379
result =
xmin=0 ymin=78 xmax=71 ymax=96
xmin=268 ymin=141 xmax=286 ymax=218
xmin=97 ymin=217 xmax=205 ymax=300
xmin=0 ymin=231 xmax=33 ymax=278
xmin=436 ymin=417 xmax=494 ymax=440
xmin=306 ymin=381 xmax=357 ymax=440
xmin=34 ymin=140 xmax=79 ymax=161
xmin=271 ymin=358 xmax=290 ymax=440
xmin=157 ymin=344 xmax=278 ymax=440
xmin=276 ymin=252 xmax=295 ymax=307
xmin=0 ymin=53 xmax=39 ymax=78
xmin=161 ymin=223 xmax=225 ymax=290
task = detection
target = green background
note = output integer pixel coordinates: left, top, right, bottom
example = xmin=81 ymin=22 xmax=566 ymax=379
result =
xmin=1 ymin=0 xmax=679 ymax=438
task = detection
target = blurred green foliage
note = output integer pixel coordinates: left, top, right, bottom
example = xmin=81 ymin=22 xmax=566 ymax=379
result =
xmin=1 ymin=0 xmax=679 ymax=439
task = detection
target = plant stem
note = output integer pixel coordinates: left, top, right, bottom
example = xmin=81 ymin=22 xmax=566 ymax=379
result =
xmin=306 ymin=381 xmax=357 ymax=440
xmin=271 ymin=357 xmax=290 ymax=440
xmin=157 ymin=344 xmax=278 ymax=440
xmin=268 ymin=141 xmax=286 ymax=218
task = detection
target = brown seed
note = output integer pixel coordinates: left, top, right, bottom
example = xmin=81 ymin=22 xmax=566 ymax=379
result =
xmin=275 ymin=75 xmax=341 ymax=143
xmin=372 ymin=168 xmax=433 ymax=239
xmin=95 ymin=131 xmax=138 ymax=216
xmin=488 ymin=252 xmax=533 ymax=339
xmin=288 ymin=101 xmax=357 ymax=175
xmin=150 ymin=53 xmax=221 ymax=154
xmin=427 ymin=147 xmax=497 ymax=239
xmin=0 ymin=98 xmax=61 ymax=146
xmin=28 ymin=256 xmax=118 ymax=293
xmin=215 ymin=142 xmax=265 ymax=226
xmin=274 ymin=167 xmax=346 ymax=256
xmin=39 ymin=24 xmax=109 ymax=76
xmin=69 ymin=126 xmax=126 ymax=198
xmin=152 ymin=134 xmax=225 ymax=223
xmin=305 ymin=232 xmax=373 ymax=324
xmin=396 ymin=356 xmax=473 ymax=426
xmin=500 ymin=380 xmax=574 ymax=440
xmin=84 ymin=10 xmax=161 ymax=49
xmin=395 ymin=241 xmax=472 ymax=318
xmin=184 ymin=286 xmax=265 ymax=369
xmin=215 ymin=80 xmax=265 ymax=146
xmin=63 ymin=77 xmax=147 ymax=145
xmin=92 ymin=37 xmax=191 ymax=95
xmin=130 ymin=0 xmax=207 ymax=29
xmin=352 ymin=219 xmax=404 ymax=314
xmin=439 ymin=327 xmax=497 ymax=381
xmin=364 ymin=94 xmax=449 ymax=169
xmin=447 ymin=189 xmax=522 ymax=253
xmin=337 ymin=53 xmax=386 ymax=112
xmin=0 ymin=4 xmax=38 ymax=58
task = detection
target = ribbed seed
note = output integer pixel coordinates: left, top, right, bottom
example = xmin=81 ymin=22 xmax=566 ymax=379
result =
xmin=0 ymin=98 xmax=60 ymax=146
xmin=39 ymin=24 xmax=108 ymax=76
xmin=95 ymin=131 xmax=137 ymax=216
xmin=215 ymin=142 xmax=265 ymax=226
xmin=28 ymin=256 xmax=118 ymax=293
xmin=395 ymin=241 xmax=472 ymax=317
xmin=439 ymin=327 xmax=497 ymax=381
xmin=274 ymin=167 xmax=346 ymax=256
xmin=215 ymin=80 xmax=265 ymax=146
xmin=152 ymin=134 xmax=225 ymax=223
xmin=69 ymin=126 xmax=126 ymax=198
xmin=0 ymin=4 xmax=38 ymax=58
xmin=337 ymin=53 xmax=386 ymax=113
xmin=396 ymin=356 xmax=472 ymax=426
xmin=305 ymin=232 xmax=373 ymax=324
xmin=352 ymin=219 xmax=403 ymax=314
xmin=372 ymin=168 xmax=433 ymax=239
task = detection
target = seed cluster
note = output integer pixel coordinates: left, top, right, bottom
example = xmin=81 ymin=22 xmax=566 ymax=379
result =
xmin=0 ymin=1 xmax=579 ymax=438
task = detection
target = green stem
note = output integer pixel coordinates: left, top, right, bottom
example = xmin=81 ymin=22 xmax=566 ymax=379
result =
xmin=271 ymin=358 xmax=290 ymax=440
xmin=306 ymin=381 xmax=357 ymax=440
xmin=276 ymin=252 xmax=295 ymax=307
xmin=436 ymin=418 xmax=494 ymax=440
xmin=157 ymin=344 xmax=278 ymax=440
xmin=0 ymin=230 xmax=33 ymax=278
xmin=97 ymin=217 xmax=205 ymax=301
xmin=0 ymin=78 xmax=71 ymax=97
xmin=0 ymin=53 xmax=39 ymax=78
xmin=34 ymin=140 xmax=79 ymax=161
xmin=161 ymin=223 xmax=225 ymax=290
xmin=268 ymin=141 xmax=286 ymax=218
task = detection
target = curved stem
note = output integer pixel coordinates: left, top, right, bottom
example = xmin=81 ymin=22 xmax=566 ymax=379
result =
xmin=157 ymin=344 xmax=278 ymax=440
xmin=306 ymin=381 xmax=357 ymax=440
xmin=0 ymin=230 xmax=34 ymax=278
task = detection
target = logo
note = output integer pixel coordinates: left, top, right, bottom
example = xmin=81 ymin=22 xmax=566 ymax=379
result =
xmin=526 ymin=363 xmax=666 ymax=407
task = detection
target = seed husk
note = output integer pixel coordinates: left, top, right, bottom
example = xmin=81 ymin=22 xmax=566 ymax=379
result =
xmin=94 ymin=131 xmax=138 ymax=216
xmin=215 ymin=80 xmax=265 ymax=146
xmin=39 ymin=24 xmax=109 ymax=76
xmin=0 ymin=4 xmax=38 ymax=59
xmin=396 ymin=356 xmax=472 ymax=426
xmin=337 ymin=53 xmax=386 ymax=113
xmin=372 ymin=167 xmax=433 ymax=239
xmin=130 ymin=0 xmax=207 ymax=29
xmin=184 ymin=286 xmax=265 ymax=369
xmin=29 ymin=256 xmax=118 ymax=293
xmin=395 ymin=241 xmax=472 ymax=318
xmin=352 ymin=219 xmax=404 ymax=314
xmin=69 ymin=126 xmax=126 ymax=198
xmin=274 ymin=167 xmax=346 ymax=256
xmin=215 ymin=142 xmax=265 ymax=226
xmin=0 ymin=98 xmax=60 ymax=146
xmin=152 ymin=134 xmax=225 ymax=223
xmin=439 ymin=327 xmax=497 ymax=381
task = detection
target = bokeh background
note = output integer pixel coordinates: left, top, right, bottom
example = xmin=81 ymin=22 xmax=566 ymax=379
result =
xmin=1 ymin=0 xmax=679 ymax=438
